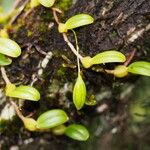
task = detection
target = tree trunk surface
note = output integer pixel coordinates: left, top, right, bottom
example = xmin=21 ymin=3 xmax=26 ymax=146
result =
xmin=0 ymin=0 xmax=150 ymax=149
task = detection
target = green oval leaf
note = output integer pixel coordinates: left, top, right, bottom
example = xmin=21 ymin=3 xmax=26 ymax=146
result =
xmin=73 ymin=74 xmax=86 ymax=110
xmin=65 ymin=124 xmax=89 ymax=141
xmin=37 ymin=109 xmax=69 ymax=129
xmin=128 ymin=61 xmax=150 ymax=76
xmin=0 ymin=38 xmax=21 ymax=57
xmin=65 ymin=14 xmax=94 ymax=30
xmin=6 ymin=85 xmax=40 ymax=101
xmin=91 ymin=50 xmax=126 ymax=65
xmin=0 ymin=53 xmax=12 ymax=66
xmin=38 ymin=0 xmax=56 ymax=7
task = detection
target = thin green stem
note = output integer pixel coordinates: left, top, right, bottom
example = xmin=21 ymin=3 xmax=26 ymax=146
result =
xmin=72 ymin=30 xmax=80 ymax=75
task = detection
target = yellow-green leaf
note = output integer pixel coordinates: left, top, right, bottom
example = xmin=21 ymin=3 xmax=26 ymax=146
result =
xmin=65 ymin=124 xmax=89 ymax=141
xmin=91 ymin=50 xmax=126 ymax=65
xmin=23 ymin=117 xmax=37 ymax=131
xmin=114 ymin=65 xmax=128 ymax=78
xmin=0 ymin=53 xmax=12 ymax=66
xmin=58 ymin=23 xmax=68 ymax=33
xmin=65 ymin=14 xmax=94 ymax=30
xmin=0 ymin=28 xmax=9 ymax=38
xmin=5 ymin=84 xmax=40 ymax=101
xmin=30 ymin=0 xmax=40 ymax=8
xmin=52 ymin=124 xmax=66 ymax=135
xmin=5 ymin=83 xmax=16 ymax=95
xmin=38 ymin=0 xmax=56 ymax=7
xmin=73 ymin=74 xmax=86 ymax=110
xmin=36 ymin=109 xmax=69 ymax=129
xmin=81 ymin=56 xmax=93 ymax=68
xmin=0 ymin=38 xmax=21 ymax=57
xmin=128 ymin=61 xmax=150 ymax=76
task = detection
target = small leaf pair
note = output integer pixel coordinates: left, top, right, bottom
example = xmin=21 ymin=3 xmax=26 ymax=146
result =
xmin=58 ymin=14 xmax=94 ymax=33
xmin=21 ymin=109 xmax=68 ymax=133
xmin=0 ymin=38 xmax=21 ymax=66
xmin=23 ymin=110 xmax=89 ymax=141
xmin=52 ymin=124 xmax=90 ymax=141
xmin=73 ymin=74 xmax=86 ymax=110
xmin=5 ymin=84 xmax=40 ymax=101
xmin=65 ymin=124 xmax=89 ymax=141
xmin=81 ymin=50 xmax=126 ymax=68
xmin=113 ymin=61 xmax=150 ymax=78
xmin=18 ymin=109 xmax=68 ymax=131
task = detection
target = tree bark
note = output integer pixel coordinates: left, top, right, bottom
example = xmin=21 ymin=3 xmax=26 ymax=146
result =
xmin=0 ymin=0 xmax=150 ymax=149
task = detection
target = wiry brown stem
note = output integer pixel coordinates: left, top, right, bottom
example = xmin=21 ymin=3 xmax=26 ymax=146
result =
xmin=52 ymin=8 xmax=62 ymax=24
xmin=1 ymin=67 xmax=11 ymax=84
xmin=52 ymin=9 xmax=83 ymax=60
xmin=1 ymin=66 xmax=25 ymax=122
xmin=10 ymin=100 xmax=25 ymax=121
xmin=62 ymin=33 xmax=83 ymax=60
xmin=104 ymin=69 xmax=114 ymax=74
xmin=124 ymin=48 xmax=136 ymax=66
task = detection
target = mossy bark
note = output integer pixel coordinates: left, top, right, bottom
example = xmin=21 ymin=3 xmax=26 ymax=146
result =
xmin=0 ymin=0 xmax=150 ymax=149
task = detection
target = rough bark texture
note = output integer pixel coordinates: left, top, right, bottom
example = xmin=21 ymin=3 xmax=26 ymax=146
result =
xmin=0 ymin=0 xmax=150 ymax=149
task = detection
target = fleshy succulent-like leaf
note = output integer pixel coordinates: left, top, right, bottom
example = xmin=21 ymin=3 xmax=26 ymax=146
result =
xmin=81 ymin=56 xmax=93 ymax=68
xmin=23 ymin=118 xmax=37 ymax=131
xmin=113 ymin=65 xmax=128 ymax=78
xmin=128 ymin=61 xmax=150 ymax=76
xmin=0 ymin=53 xmax=12 ymax=66
xmin=73 ymin=74 xmax=86 ymax=110
xmin=91 ymin=50 xmax=126 ymax=65
xmin=38 ymin=0 xmax=56 ymax=7
xmin=5 ymin=84 xmax=40 ymax=101
xmin=0 ymin=38 xmax=21 ymax=57
xmin=65 ymin=124 xmax=89 ymax=141
xmin=36 ymin=109 xmax=69 ymax=129
xmin=65 ymin=14 xmax=94 ymax=30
